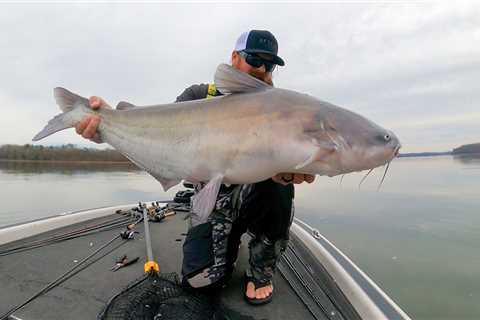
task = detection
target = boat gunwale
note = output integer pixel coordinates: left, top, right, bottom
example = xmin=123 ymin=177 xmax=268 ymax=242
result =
xmin=0 ymin=203 xmax=411 ymax=320
xmin=292 ymin=218 xmax=411 ymax=320
xmin=0 ymin=201 xmax=169 ymax=246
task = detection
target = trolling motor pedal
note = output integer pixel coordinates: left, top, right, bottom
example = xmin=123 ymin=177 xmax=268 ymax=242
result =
xmin=183 ymin=181 xmax=195 ymax=189
xmin=174 ymin=190 xmax=194 ymax=203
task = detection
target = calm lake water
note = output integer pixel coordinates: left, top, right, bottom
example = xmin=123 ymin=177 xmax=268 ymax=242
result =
xmin=1 ymin=156 xmax=479 ymax=320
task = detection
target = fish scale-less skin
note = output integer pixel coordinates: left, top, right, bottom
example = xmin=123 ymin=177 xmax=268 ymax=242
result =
xmin=91 ymin=89 xmax=308 ymax=186
xmin=35 ymin=83 xmax=400 ymax=191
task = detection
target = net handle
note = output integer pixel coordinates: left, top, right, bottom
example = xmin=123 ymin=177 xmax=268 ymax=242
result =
xmin=142 ymin=207 xmax=154 ymax=262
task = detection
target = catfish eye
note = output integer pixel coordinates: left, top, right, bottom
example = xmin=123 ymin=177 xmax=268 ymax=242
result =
xmin=377 ymin=134 xmax=391 ymax=143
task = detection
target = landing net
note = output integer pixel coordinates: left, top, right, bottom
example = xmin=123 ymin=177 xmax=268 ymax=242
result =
xmin=98 ymin=272 xmax=216 ymax=320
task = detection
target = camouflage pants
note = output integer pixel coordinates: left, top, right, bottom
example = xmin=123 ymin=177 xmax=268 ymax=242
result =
xmin=182 ymin=180 xmax=294 ymax=289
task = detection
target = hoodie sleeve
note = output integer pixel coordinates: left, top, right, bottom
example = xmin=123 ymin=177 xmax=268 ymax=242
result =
xmin=175 ymin=84 xmax=209 ymax=103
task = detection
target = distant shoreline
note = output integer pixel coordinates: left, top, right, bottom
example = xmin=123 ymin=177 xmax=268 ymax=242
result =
xmin=398 ymin=152 xmax=452 ymax=158
xmin=400 ymin=151 xmax=480 ymax=158
xmin=1 ymin=143 xmax=479 ymax=161
xmin=0 ymin=144 xmax=130 ymax=163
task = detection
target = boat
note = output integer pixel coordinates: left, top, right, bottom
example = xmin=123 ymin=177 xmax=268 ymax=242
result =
xmin=0 ymin=196 xmax=411 ymax=320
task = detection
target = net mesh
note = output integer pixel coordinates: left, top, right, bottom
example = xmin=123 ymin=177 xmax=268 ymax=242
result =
xmin=98 ymin=273 xmax=217 ymax=320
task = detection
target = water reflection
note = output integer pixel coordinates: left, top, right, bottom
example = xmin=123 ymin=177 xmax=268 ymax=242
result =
xmin=0 ymin=160 xmax=179 ymax=228
xmin=0 ymin=160 xmax=139 ymax=175
xmin=453 ymin=153 xmax=480 ymax=165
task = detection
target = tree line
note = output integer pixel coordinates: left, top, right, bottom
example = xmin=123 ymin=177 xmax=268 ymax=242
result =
xmin=0 ymin=144 xmax=130 ymax=162
xmin=453 ymin=143 xmax=480 ymax=154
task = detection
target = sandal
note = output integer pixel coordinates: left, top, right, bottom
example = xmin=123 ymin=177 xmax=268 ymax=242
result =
xmin=243 ymin=270 xmax=273 ymax=305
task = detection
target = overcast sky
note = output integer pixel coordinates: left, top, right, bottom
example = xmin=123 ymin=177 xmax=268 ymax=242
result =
xmin=1 ymin=2 xmax=478 ymax=153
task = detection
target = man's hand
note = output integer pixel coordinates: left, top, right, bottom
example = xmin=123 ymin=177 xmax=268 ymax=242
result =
xmin=75 ymin=96 xmax=111 ymax=144
xmin=272 ymin=173 xmax=316 ymax=185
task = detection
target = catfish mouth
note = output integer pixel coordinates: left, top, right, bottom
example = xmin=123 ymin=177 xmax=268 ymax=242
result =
xmin=375 ymin=144 xmax=401 ymax=190
xmin=394 ymin=145 xmax=401 ymax=157
xmin=339 ymin=143 xmax=401 ymax=190
xmin=382 ymin=143 xmax=402 ymax=165
xmin=345 ymin=143 xmax=401 ymax=174
xmin=387 ymin=144 xmax=402 ymax=163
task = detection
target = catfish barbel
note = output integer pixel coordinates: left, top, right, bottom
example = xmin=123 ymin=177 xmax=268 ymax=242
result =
xmin=33 ymin=64 xmax=401 ymax=221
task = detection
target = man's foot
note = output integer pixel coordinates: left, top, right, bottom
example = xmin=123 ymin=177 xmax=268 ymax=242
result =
xmin=243 ymin=271 xmax=273 ymax=305
xmin=246 ymin=281 xmax=273 ymax=300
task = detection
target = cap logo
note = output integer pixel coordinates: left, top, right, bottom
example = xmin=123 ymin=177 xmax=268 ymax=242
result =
xmin=259 ymin=38 xmax=273 ymax=47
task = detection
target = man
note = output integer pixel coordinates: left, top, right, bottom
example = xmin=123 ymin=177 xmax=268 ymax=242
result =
xmin=76 ymin=30 xmax=315 ymax=305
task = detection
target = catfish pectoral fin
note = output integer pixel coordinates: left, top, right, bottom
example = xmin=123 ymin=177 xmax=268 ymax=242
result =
xmin=295 ymin=142 xmax=337 ymax=170
xmin=191 ymin=174 xmax=224 ymax=224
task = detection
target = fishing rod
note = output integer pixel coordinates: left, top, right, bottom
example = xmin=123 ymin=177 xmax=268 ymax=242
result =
xmin=0 ymin=216 xmax=143 ymax=320
xmin=0 ymin=215 xmax=136 ymax=257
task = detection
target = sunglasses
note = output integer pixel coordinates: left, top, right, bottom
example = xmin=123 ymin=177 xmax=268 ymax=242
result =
xmin=238 ymin=51 xmax=276 ymax=72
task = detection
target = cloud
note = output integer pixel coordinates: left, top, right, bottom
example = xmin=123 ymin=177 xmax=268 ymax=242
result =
xmin=389 ymin=112 xmax=480 ymax=130
xmin=0 ymin=2 xmax=479 ymax=152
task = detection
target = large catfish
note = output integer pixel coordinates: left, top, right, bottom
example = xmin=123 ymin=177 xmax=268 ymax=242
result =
xmin=33 ymin=64 xmax=401 ymax=222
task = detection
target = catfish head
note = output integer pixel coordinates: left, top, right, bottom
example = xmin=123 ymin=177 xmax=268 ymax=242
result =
xmin=295 ymin=101 xmax=401 ymax=177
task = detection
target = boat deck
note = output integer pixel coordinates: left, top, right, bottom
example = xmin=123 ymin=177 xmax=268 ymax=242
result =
xmin=0 ymin=208 xmax=315 ymax=319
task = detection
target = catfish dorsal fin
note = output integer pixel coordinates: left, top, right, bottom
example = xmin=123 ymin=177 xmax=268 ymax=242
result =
xmin=116 ymin=101 xmax=136 ymax=110
xmin=214 ymin=63 xmax=272 ymax=94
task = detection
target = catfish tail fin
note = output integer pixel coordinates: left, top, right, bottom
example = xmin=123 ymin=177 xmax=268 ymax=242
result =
xmin=54 ymin=87 xmax=89 ymax=112
xmin=32 ymin=87 xmax=89 ymax=141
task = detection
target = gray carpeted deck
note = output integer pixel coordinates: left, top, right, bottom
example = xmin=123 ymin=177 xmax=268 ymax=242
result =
xmin=0 ymin=210 xmax=315 ymax=319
